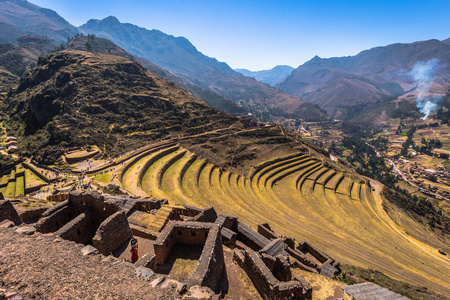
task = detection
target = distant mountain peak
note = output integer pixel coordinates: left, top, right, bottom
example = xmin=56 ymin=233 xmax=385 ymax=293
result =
xmin=102 ymin=16 xmax=120 ymax=24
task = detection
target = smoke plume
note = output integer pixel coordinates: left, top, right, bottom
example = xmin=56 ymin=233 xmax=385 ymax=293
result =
xmin=408 ymin=58 xmax=441 ymax=120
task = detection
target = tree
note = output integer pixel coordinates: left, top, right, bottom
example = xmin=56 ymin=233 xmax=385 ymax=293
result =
xmin=85 ymin=41 xmax=92 ymax=52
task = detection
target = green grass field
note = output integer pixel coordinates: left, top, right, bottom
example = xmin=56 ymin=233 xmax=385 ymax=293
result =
xmin=93 ymin=172 xmax=112 ymax=184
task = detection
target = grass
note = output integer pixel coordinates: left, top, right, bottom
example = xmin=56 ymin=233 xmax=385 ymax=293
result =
xmin=340 ymin=264 xmax=447 ymax=300
xmin=154 ymin=244 xmax=202 ymax=282
xmin=0 ymin=175 xmax=9 ymax=185
xmin=120 ymin=144 xmax=450 ymax=297
xmin=14 ymin=176 xmax=24 ymax=197
xmin=25 ymin=169 xmax=46 ymax=188
xmin=93 ymin=172 xmax=112 ymax=184
xmin=4 ymin=181 xmax=15 ymax=198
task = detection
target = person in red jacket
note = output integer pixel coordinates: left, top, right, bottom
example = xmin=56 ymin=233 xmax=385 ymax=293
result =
xmin=130 ymin=245 xmax=138 ymax=263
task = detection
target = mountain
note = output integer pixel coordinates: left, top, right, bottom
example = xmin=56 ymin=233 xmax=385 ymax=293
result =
xmin=80 ymin=17 xmax=327 ymax=121
xmin=0 ymin=0 xmax=80 ymax=43
xmin=277 ymin=39 xmax=450 ymax=119
xmin=3 ymin=50 xmax=243 ymax=163
xmin=235 ymin=65 xmax=294 ymax=86
xmin=67 ymin=34 xmax=247 ymax=115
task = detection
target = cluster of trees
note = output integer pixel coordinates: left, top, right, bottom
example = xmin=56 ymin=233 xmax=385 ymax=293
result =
xmin=436 ymin=93 xmax=450 ymax=125
xmin=412 ymin=137 xmax=443 ymax=156
xmin=400 ymin=126 xmax=416 ymax=157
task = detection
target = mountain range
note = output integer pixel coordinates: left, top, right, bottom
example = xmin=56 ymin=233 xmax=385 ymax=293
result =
xmin=0 ymin=0 xmax=449 ymax=123
xmin=235 ymin=65 xmax=294 ymax=86
xmin=79 ymin=16 xmax=326 ymax=121
xmin=277 ymin=38 xmax=450 ymax=119
xmin=0 ymin=0 xmax=80 ymax=43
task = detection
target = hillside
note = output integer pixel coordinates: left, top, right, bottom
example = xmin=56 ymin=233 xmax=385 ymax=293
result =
xmin=3 ymin=50 xmax=242 ymax=164
xmin=277 ymin=39 xmax=450 ymax=119
xmin=80 ymin=17 xmax=327 ymax=122
xmin=0 ymin=227 xmax=178 ymax=299
xmin=0 ymin=34 xmax=56 ymax=76
xmin=0 ymin=0 xmax=80 ymax=43
xmin=235 ymin=65 xmax=294 ymax=86
xmin=67 ymin=35 xmax=246 ymax=115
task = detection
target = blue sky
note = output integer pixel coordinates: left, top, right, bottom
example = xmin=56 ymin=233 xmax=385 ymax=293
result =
xmin=31 ymin=0 xmax=450 ymax=71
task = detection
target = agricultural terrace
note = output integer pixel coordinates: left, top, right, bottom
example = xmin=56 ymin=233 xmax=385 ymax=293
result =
xmin=0 ymin=163 xmax=47 ymax=197
xmin=120 ymin=141 xmax=450 ymax=296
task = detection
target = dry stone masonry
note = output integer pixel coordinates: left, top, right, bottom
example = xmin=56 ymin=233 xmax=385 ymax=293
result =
xmin=13 ymin=191 xmax=341 ymax=298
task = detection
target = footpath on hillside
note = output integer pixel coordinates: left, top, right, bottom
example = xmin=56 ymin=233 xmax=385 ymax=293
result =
xmin=0 ymin=226 xmax=178 ymax=299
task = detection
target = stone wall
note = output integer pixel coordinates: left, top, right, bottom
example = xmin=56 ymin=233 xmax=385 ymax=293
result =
xmin=297 ymin=241 xmax=333 ymax=264
xmin=47 ymin=193 xmax=68 ymax=202
xmin=154 ymin=221 xmax=211 ymax=264
xmin=19 ymin=206 xmax=50 ymax=223
xmin=35 ymin=205 xmax=72 ymax=233
xmin=69 ymin=191 xmax=120 ymax=219
xmin=55 ymin=209 xmax=98 ymax=244
xmin=240 ymin=249 xmax=310 ymax=300
xmin=237 ymin=222 xmax=270 ymax=251
xmin=92 ymin=211 xmax=133 ymax=255
xmin=130 ymin=224 xmax=159 ymax=240
xmin=0 ymin=200 xmax=22 ymax=225
xmin=193 ymin=206 xmax=217 ymax=223
xmin=215 ymin=214 xmax=238 ymax=230
xmin=258 ymin=223 xmax=277 ymax=240
xmin=154 ymin=221 xmax=224 ymax=292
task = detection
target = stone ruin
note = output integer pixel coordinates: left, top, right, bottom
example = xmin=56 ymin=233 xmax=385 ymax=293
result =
xmin=35 ymin=190 xmax=132 ymax=255
xmin=2 ymin=191 xmax=342 ymax=299
xmin=153 ymin=221 xmax=224 ymax=291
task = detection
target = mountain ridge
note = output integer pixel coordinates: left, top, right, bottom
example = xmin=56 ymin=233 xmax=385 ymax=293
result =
xmin=235 ymin=65 xmax=294 ymax=86
xmin=277 ymin=38 xmax=450 ymax=119
xmin=0 ymin=0 xmax=80 ymax=43
xmin=80 ymin=16 xmax=327 ymax=122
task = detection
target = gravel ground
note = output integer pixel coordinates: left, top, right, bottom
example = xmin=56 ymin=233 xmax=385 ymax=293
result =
xmin=0 ymin=226 xmax=179 ymax=300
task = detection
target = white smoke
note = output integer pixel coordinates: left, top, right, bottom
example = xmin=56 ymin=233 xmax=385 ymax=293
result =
xmin=408 ymin=58 xmax=441 ymax=120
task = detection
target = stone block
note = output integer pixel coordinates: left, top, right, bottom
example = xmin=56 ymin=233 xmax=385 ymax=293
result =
xmin=320 ymin=263 xmax=339 ymax=278
xmin=0 ymin=200 xmax=22 ymax=225
xmin=92 ymin=211 xmax=132 ymax=255
xmin=150 ymin=276 xmax=165 ymax=288
xmin=81 ymin=245 xmax=99 ymax=256
xmin=0 ymin=220 xmax=15 ymax=228
xmin=135 ymin=266 xmax=155 ymax=281
xmin=15 ymin=226 xmax=36 ymax=235
xmin=182 ymin=285 xmax=215 ymax=300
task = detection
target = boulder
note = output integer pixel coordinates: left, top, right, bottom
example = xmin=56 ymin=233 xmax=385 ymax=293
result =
xmin=135 ymin=266 xmax=155 ymax=281
xmin=15 ymin=226 xmax=36 ymax=235
xmin=81 ymin=245 xmax=99 ymax=256
xmin=0 ymin=200 xmax=22 ymax=225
